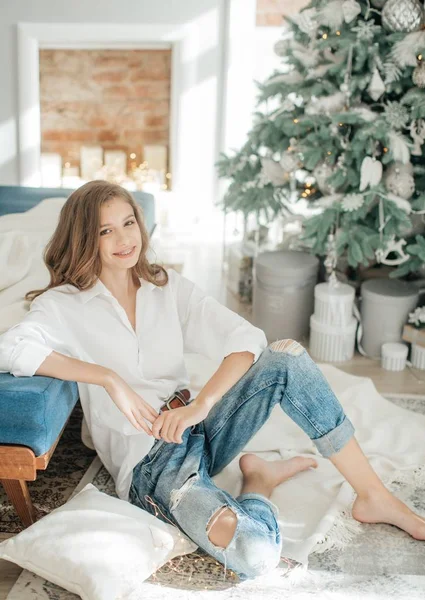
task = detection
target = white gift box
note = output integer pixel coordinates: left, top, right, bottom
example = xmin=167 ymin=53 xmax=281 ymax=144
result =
xmin=308 ymin=281 xmax=357 ymax=362
xmin=309 ymin=314 xmax=357 ymax=362
xmin=381 ymin=342 xmax=408 ymax=371
xmin=314 ymin=282 xmax=355 ymax=327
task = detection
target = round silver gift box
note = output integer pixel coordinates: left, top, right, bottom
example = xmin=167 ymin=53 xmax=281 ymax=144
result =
xmin=411 ymin=343 xmax=425 ymax=370
xmin=360 ymin=279 xmax=418 ymax=359
xmin=252 ymin=250 xmax=319 ymax=343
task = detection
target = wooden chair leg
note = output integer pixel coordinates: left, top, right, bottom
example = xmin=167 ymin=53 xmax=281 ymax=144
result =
xmin=1 ymin=479 xmax=36 ymax=528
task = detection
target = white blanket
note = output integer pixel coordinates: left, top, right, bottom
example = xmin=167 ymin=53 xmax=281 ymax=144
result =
xmin=0 ymin=197 xmax=66 ymax=333
xmin=1 ymin=199 xmax=424 ymax=566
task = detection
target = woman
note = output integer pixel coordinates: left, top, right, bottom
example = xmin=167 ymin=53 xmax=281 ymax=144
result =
xmin=0 ymin=180 xmax=424 ymax=581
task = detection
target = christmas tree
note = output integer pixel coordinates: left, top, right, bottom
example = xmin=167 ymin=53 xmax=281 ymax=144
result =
xmin=217 ymin=0 xmax=425 ymax=280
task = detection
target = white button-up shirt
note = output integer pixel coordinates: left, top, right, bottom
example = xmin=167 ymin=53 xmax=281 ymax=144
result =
xmin=0 ymin=269 xmax=267 ymax=500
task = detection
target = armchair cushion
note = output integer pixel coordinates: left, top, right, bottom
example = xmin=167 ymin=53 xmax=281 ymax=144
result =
xmin=0 ymin=374 xmax=79 ymax=456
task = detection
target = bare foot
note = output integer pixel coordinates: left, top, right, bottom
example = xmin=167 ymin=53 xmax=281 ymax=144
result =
xmin=352 ymin=490 xmax=425 ymax=540
xmin=239 ymin=452 xmax=318 ymax=492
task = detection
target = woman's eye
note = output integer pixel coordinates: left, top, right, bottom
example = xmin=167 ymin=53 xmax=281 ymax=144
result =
xmin=100 ymin=220 xmax=134 ymax=236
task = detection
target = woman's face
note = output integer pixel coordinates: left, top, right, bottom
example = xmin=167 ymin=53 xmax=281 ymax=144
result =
xmin=98 ymin=197 xmax=142 ymax=272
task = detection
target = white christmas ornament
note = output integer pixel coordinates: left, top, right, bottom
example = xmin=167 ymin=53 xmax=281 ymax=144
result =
xmin=353 ymin=20 xmax=380 ymax=41
xmin=391 ymin=31 xmax=425 ymax=67
xmin=384 ymin=162 xmax=415 ymax=199
xmin=375 ymin=236 xmax=409 ymax=265
xmin=388 ymin=160 xmax=413 ymax=174
xmin=291 ymin=8 xmax=318 ymax=35
xmin=387 ymin=131 xmax=411 ymax=164
xmin=342 ymin=193 xmax=364 ymax=211
xmin=313 ymin=162 xmax=336 ymax=194
xmin=317 ymin=0 xmax=344 ymax=30
xmin=412 ymin=61 xmax=425 ymax=88
xmin=261 ymin=158 xmax=288 ymax=186
xmin=384 ymin=101 xmax=410 ymax=130
xmin=367 ymin=67 xmax=386 ymax=100
xmin=410 ymin=119 xmax=425 ymax=155
xmin=280 ymin=151 xmax=300 ymax=173
xmin=274 ymin=39 xmax=290 ymax=57
xmin=381 ymin=0 xmax=424 ymax=33
xmin=305 ymin=92 xmax=346 ymax=115
xmin=342 ymin=0 xmax=362 ymax=23
xmin=359 ymin=157 xmax=383 ymax=191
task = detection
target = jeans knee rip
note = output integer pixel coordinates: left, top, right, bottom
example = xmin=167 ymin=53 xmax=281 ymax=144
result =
xmin=169 ymin=473 xmax=199 ymax=512
xmin=270 ymin=339 xmax=304 ymax=356
xmin=206 ymin=506 xmax=237 ymax=545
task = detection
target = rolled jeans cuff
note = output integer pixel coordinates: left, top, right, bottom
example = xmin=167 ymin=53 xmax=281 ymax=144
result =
xmin=313 ymin=415 xmax=355 ymax=458
xmin=236 ymin=492 xmax=280 ymax=520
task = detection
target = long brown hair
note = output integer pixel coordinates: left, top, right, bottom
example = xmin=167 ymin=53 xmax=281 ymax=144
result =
xmin=25 ymin=180 xmax=168 ymax=302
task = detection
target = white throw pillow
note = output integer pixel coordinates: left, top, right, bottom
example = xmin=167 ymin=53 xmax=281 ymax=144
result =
xmin=0 ymin=483 xmax=197 ymax=600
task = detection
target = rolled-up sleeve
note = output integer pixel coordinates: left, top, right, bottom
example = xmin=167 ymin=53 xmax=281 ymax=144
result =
xmin=0 ymin=296 xmax=71 ymax=377
xmin=171 ymin=269 xmax=267 ymax=364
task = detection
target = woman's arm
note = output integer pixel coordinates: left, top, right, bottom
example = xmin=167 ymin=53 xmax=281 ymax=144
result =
xmin=152 ymin=351 xmax=255 ymax=443
xmin=35 ymin=350 xmax=112 ymax=386
xmin=36 ymin=353 xmax=158 ymax=434
xmin=191 ymin=351 xmax=254 ymax=411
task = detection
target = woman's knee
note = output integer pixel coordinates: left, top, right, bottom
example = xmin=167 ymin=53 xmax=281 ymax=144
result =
xmin=269 ymin=339 xmax=305 ymax=357
xmin=206 ymin=507 xmax=280 ymax=578
xmin=207 ymin=506 xmax=238 ymax=548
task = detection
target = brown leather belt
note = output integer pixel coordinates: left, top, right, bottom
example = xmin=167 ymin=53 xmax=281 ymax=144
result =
xmin=160 ymin=388 xmax=191 ymax=412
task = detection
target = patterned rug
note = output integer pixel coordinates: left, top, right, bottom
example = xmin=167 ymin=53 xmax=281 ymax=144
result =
xmin=3 ymin=395 xmax=425 ymax=599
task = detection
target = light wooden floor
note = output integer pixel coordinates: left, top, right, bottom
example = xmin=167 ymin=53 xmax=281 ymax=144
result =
xmin=1 ymin=221 xmax=424 ymax=599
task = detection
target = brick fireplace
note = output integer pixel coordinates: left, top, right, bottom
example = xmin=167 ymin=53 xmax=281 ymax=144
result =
xmin=39 ymin=48 xmax=172 ymax=189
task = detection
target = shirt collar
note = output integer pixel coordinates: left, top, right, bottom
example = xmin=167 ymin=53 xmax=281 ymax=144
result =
xmin=79 ymin=277 xmax=159 ymax=304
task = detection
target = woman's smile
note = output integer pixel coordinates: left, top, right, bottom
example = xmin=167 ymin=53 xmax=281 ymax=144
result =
xmin=113 ymin=246 xmax=137 ymax=258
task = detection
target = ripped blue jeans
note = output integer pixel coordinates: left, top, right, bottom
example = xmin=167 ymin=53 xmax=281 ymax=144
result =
xmin=128 ymin=340 xmax=355 ymax=580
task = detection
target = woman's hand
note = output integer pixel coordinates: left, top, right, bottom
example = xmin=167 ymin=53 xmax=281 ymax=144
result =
xmin=152 ymin=401 xmax=210 ymax=443
xmin=104 ymin=374 xmax=158 ymax=435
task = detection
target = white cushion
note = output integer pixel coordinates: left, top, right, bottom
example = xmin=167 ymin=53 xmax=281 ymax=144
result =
xmin=0 ymin=483 xmax=197 ymax=600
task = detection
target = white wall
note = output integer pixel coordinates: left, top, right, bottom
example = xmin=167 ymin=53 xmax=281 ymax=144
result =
xmin=253 ymin=26 xmax=285 ymax=86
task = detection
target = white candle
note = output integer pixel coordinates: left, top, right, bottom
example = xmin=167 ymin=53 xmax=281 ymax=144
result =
xmin=143 ymin=145 xmax=167 ymax=172
xmin=80 ymin=146 xmax=103 ymax=181
xmin=40 ymin=153 xmax=62 ymax=187
xmin=104 ymin=150 xmax=127 ymax=176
